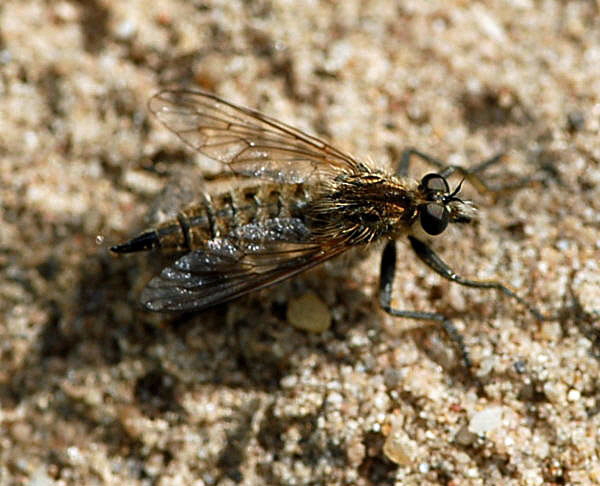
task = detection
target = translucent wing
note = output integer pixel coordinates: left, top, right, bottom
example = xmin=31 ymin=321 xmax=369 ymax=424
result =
xmin=148 ymin=90 xmax=365 ymax=183
xmin=141 ymin=235 xmax=346 ymax=312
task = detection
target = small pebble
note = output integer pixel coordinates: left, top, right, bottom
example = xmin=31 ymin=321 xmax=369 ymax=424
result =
xmin=287 ymin=291 xmax=331 ymax=333
xmin=383 ymin=427 xmax=416 ymax=466
xmin=468 ymin=406 xmax=504 ymax=435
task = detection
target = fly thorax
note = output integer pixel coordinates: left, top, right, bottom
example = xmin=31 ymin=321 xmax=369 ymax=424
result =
xmin=306 ymin=173 xmax=416 ymax=245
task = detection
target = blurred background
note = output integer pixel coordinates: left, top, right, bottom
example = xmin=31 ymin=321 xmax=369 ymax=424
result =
xmin=0 ymin=1 xmax=599 ymax=485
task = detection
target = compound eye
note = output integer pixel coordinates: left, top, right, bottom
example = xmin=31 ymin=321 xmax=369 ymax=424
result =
xmin=419 ymin=203 xmax=449 ymax=235
xmin=421 ymin=174 xmax=449 ymax=194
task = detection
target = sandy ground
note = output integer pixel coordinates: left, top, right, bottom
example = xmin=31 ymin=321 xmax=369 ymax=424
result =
xmin=1 ymin=1 xmax=599 ymax=485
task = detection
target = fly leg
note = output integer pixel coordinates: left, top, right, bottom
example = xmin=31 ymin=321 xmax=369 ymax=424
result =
xmin=395 ymin=148 xmax=536 ymax=195
xmin=379 ymin=237 xmax=556 ymax=372
xmin=407 ymin=236 xmax=552 ymax=321
xmin=397 ymin=150 xmax=555 ymax=319
xmin=378 ymin=239 xmax=473 ymax=370
xmin=395 ymin=148 xmax=449 ymax=177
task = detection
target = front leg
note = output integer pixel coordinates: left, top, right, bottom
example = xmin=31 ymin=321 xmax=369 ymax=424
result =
xmin=395 ymin=148 xmax=534 ymax=195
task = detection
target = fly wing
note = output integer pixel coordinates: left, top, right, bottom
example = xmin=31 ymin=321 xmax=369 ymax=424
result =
xmin=141 ymin=236 xmax=346 ymax=312
xmin=148 ymin=90 xmax=365 ymax=183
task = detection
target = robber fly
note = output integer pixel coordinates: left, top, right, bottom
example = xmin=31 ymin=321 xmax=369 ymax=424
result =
xmin=112 ymin=90 xmax=551 ymax=364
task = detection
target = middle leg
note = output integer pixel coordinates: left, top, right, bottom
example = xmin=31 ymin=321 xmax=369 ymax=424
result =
xmin=378 ymin=239 xmax=473 ymax=370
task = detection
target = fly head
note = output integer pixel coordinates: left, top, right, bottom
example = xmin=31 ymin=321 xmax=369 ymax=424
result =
xmin=417 ymin=173 xmax=476 ymax=236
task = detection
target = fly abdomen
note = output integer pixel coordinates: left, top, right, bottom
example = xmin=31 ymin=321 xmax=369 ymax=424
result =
xmin=110 ymin=230 xmax=161 ymax=253
xmin=206 ymin=183 xmax=311 ymax=236
xmin=176 ymin=196 xmax=216 ymax=250
xmin=111 ymin=183 xmax=312 ymax=254
xmin=111 ymin=197 xmax=214 ymax=254
xmin=110 ymin=219 xmax=192 ymax=254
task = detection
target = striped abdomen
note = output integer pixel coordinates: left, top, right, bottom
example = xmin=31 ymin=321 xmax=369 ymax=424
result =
xmin=111 ymin=183 xmax=312 ymax=254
